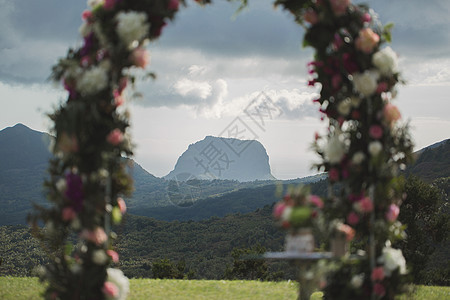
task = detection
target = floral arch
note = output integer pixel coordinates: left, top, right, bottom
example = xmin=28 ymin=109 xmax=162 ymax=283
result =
xmin=29 ymin=0 xmax=413 ymax=299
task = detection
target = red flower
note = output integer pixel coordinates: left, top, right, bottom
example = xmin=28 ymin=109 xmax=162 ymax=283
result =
xmin=373 ymin=283 xmax=386 ymax=297
xmin=371 ymin=267 xmax=385 ymax=282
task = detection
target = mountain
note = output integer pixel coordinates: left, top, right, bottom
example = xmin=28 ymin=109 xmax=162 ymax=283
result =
xmin=0 ymin=124 xmax=164 ymax=225
xmin=0 ymin=124 xmax=52 ymax=225
xmin=165 ymin=136 xmax=276 ymax=182
xmin=406 ymin=139 xmax=450 ymax=182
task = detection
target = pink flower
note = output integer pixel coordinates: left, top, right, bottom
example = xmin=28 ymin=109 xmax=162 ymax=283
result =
xmin=80 ymin=56 xmax=92 ymax=68
xmin=330 ymin=0 xmax=350 ymax=16
xmin=347 ymin=212 xmax=360 ymax=225
xmin=104 ymin=0 xmax=116 ymax=10
xmin=371 ymin=267 xmax=385 ymax=281
xmin=369 ymin=125 xmax=383 ymax=139
xmin=82 ymin=10 xmax=93 ymax=22
xmin=107 ymin=250 xmax=119 ymax=263
xmin=356 ymin=197 xmax=374 ymax=213
xmin=332 ymin=74 xmax=342 ymax=90
xmin=309 ymin=195 xmax=324 ymax=209
xmin=107 ymin=129 xmax=124 ymax=146
xmin=130 ymin=47 xmax=150 ymax=69
xmin=168 ymin=0 xmax=179 ymax=10
xmin=376 ymin=82 xmax=389 ymax=94
xmin=383 ymin=103 xmax=401 ymax=124
xmin=362 ymin=12 xmax=372 ymax=23
xmin=373 ymin=283 xmax=386 ymax=297
xmin=329 ymin=168 xmax=339 ymax=181
xmin=117 ymin=197 xmax=127 ymax=214
xmin=355 ymin=28 xmax=380 ymax=53
xmin=62 ymin=207 xmax=77 ymax=222
xmin=102 ymin=282 xmax=119 ymax=298
xmin=81 ymin=227 xmax=108 ymax=245
xmin=273 ymin=202 xmax=286 ymax=219
xmin=304 ymin=8 xmax=319 ymax=25
xmin=113 ymin=89 xmax=124 ymax=107
xmin=386 ymin=204 xmax=400 ymax=222
xmin=337 ymin=223 xmax=355 ymax=241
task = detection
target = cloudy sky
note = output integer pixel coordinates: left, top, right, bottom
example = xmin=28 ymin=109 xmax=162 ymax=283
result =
xmin=1 ymin=0 xmax=449 ymax=179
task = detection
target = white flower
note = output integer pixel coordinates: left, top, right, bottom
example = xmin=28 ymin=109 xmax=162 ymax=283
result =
xmin=79 ymin=22 xmax=92 ymax=38
xmin=116 ymin=11 xmax=149 ymax=48
xmin=77 ymin=66 xmax=108 ymax=95
xmin=350 ymin=273 xmax=364 ymax=288
xmin=350 ymin=96 xmax=361 ymax=108
xmin=281 ymin=206 xmax=292 ymax=222
xmin=352 ymin=151 xmax=365 ymax=165
xmin=378 ymin=245 xmax=407 ymax=276
xmin=92 ymin=250 xmax=108 ymax=265
xmin=71 ymin=218 xmax=81 ymax=230
xmin=325 ymin=134 xmax=346 ymax=164
xmin=56 ymin=178 xmax=67 ymax=192
xmin=105 ymin=268 xmax=130 ymax=300
xmin=368 ymin=141 xmax=383 ymax=156
xmin=337 ymin=98 xmax=352 ymax=116
xmin=353 ymin=70 xmax=380 ymax=97
xmin=87 ymin=0 xmax=103 ymax=8
xmin=372 ymin=47 xmax=398 ymax=76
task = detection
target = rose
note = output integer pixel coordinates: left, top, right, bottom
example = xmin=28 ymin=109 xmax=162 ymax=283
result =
xmin=116 ymin=11 xmax=149 ymax=47
xmin=77 ymin=66 xmax=108 ymax=95
xmin=329 ymin=168 xmax=339 ymax=181
xmin=369 ymin=125 xmax=383 ymax=139
xmin=355 ymin=28 xmax=380 ymax=53
xmin=386 ymin=204 xmax=400 ymax=222
xmin=62 ymin=207 xmax=77 ymax=222
xmin=350 ymin=274 xmax=364 ymax=288
xmin=383 ymin=103 xmax=401 ymax=124
xmin=117 ymin=197 xmax=127 ymax=214
xmin=354 ymin=196 xmax=373 ymax=213
xmin=104 ymin=268 xmax=130 ymax=300
xmin=81 ymin=227 xmax=108 ymax=245
xmin=337 ymin=223 xmax=355 ymax=241
xmin=371 ymin=267 xmax=385 ymax=281
xmin=373 ymin=283 xmax=386 ymax=297
xmin=107 ymin=250 xmax=120 ymax=263
xmin=168 ymin=0 xmax=179 ymax=10
xmin=372 ymin=47 xmax=398 ymax=76
xmin=104 ymin=0 xmax=116 ymax=10
xmin=352 ymin=151 xmax=365 ymax=165
xmin=368 ymin=141 xmax=383 ymax=156
xmin=273 ymin=202 xmax=287 ymax=219
xmin=330 ymin=0 xmax=350 ymax=16
xmin=107 ymin=129 xmax=124 ymax=145
xmin=347 ymin=212 xmax=360 ymax=225
xmin=303 ymin=8 xmax=319 ymax=25
xmin=102 ymin=282 xmax=119 ymax=299
xmin=130 ymin=47 xmax=150 ymax=68
xmin=353 ymin=70 xmax=380 ymax=96
xmin=378 ymin=245 xmax=407 ymax=276
xmin=309 ymin=195 xmax=324 ymax=209
xmin=324 ymin=134 xmax=346 ymax=164
xmin=92 ymin=250 xmax=108 ymax=265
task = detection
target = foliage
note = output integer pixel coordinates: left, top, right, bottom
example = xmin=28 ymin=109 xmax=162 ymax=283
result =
xmin=223 ymin=245 xmax=283 ymax=281
xmin=396 ymin=176 xmax=450 ymax=285
xmin=152 ymin=258 xmax=195 ymax=279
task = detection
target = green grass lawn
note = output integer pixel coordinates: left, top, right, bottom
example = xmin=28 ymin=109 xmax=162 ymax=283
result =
xmin=0 ymin=277 xmax=449 ymax=299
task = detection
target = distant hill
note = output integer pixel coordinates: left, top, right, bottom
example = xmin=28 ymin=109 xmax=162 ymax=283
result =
xmin=406 ymin=139 xmax=450 ymax=182
xmin=0 ymin=124 xmax=51 ymax=225
xmin=165 ymin=136 xmax=276 ymax=182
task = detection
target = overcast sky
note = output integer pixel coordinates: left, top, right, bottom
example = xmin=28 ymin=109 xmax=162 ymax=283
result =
xmin=1 ymin=0 xmax=449 ymax=179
